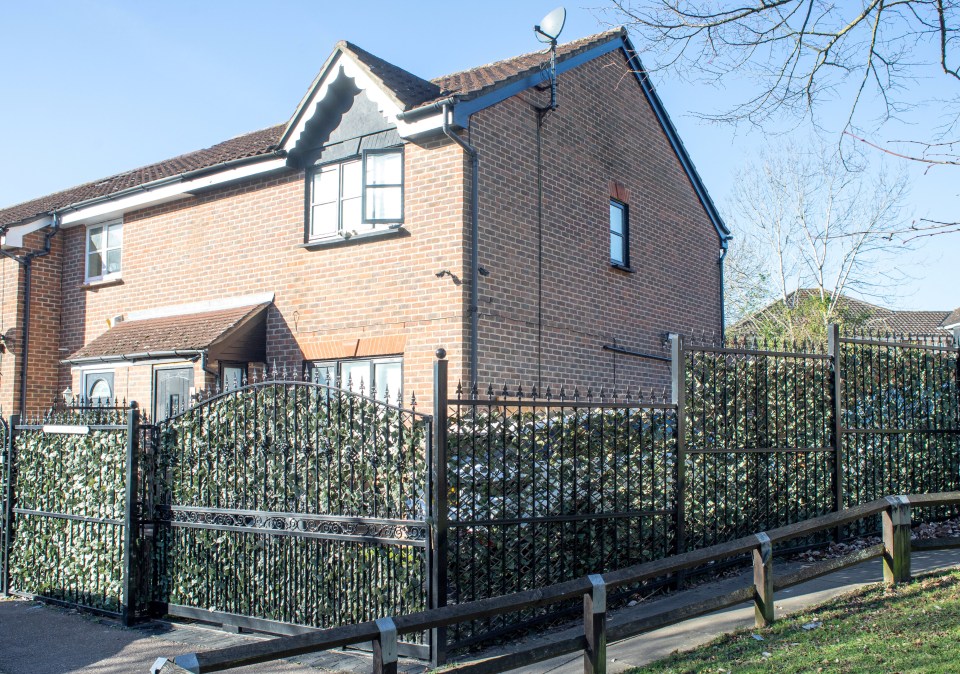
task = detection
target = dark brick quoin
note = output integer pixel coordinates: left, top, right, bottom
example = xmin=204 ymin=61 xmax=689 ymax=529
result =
xmin=0 ymin=30 xmax=724 ymax=415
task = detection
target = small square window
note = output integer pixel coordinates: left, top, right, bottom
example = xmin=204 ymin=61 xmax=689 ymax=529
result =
xmin=86 ymin=220 xmax=123 ymax=282
xmin=82 ymin=370 xmax=115 ymax=403
xmin=610 ymin=201 xmax=628 ymax=267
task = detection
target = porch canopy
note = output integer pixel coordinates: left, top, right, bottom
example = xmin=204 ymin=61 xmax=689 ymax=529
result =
xmin=63 ymin=303 xmax=269 ymax=366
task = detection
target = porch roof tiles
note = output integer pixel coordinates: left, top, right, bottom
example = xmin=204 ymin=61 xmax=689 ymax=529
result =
xmin=65 ymin=303 xmax=269 ymax=363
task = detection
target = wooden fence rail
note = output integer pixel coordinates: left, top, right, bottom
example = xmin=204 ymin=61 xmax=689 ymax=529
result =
xmin=150 ymin=491 xmax=960 ymax=674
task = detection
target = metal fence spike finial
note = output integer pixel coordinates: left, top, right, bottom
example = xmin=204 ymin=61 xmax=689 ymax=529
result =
xmin=545 ymin=385 xmax=552 ymax=401
xmin=456 ymin=381 xmax=463 ymax=396
xmin=573 ymin=386 xmax=580 ymax=401
xmin=586 ymin=387 xmax=593 ymax=401
xmin=531 ymin=384 xmax=539 ymax=400
xmin=558 ymin=384 xmax=566 ymax=401
xmin=486 ymin=383 xmax=495 ymax=399
xmin=470 ymin=382 xmax=478 ymax=398
xmin=410 ymin=390 xmax=417 ymax=408
xmin=501 ymin=382 xmax=509 ymax=398
xmin=516 ymin=383 xmax=524 ymax=400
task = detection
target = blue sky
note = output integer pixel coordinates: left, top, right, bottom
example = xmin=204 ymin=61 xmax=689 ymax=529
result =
xmin=0 ymin=1 xmax=955 ymax=310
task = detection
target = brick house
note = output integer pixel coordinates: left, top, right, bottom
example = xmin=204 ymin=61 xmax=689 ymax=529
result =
xmin=0 ymin=28 xmax=729 ymax=418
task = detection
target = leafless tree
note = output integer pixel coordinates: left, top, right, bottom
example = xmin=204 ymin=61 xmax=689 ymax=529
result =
xmin=608 ymin=1 xmax=960 ymax=165
xmin=725 ymin=141 xmax=912 ymax=340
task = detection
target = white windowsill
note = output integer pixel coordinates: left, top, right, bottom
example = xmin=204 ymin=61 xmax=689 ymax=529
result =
xmin=82 ymin=275 xmax=124 ymax=290
xmin=300 ymin=225 xmax=404 ymax=249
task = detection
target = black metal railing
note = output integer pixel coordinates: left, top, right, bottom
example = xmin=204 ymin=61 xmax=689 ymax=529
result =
xmin=444 ymin=383 xmax=677 ymax=648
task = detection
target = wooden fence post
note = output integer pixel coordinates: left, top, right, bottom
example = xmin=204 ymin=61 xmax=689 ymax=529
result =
xmin=883 ymin=495 xmax=911 ymax=585
xmin=430 ymin=351 xmax=449 ymax=667
xmin=669 ymin=334 xmax=686 ymax=558
xmin=753 ymin=532 xmax=774 ymax=627
xmin=1 ymin=414 xmax=18 ymax=596
xmin=122 ymin=402 xmax=140 ymax=626
xmin=373 ymin=617 xmax=399 ymax=674
xmin=828 ymin=324 xmax=844 ymax=541
xmin=583 ymin=574 xmax=607 ymax=674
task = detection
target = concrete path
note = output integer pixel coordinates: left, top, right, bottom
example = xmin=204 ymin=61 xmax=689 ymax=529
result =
xmin=0 ymin=548 xmax=956 ymax=674
xmin=0 ymin=599 xmax=422 ymax=674
xmin=513 ymin=547 xmax=960 ymax=673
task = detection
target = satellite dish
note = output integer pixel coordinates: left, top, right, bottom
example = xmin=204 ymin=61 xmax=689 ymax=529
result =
xmin=535 ymin=7 xmax=566 ymax=44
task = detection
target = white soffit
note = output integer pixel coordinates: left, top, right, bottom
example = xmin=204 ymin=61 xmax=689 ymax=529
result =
xmin=58 ymin=158 xmax=288 ymax=228
xmin=2 ymin=215 xmax=54 ymax=248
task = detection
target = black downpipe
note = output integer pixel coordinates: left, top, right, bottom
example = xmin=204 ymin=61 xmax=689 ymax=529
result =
xmin=0 ymin=215 xmax=60 ymax=414
xmin=441 ymin=104 xmax=480 ymax=386
xmin=718 ymin=246 xmax=728 ymax=343
xmin=535 ymin=111 xmax=546 ymax=387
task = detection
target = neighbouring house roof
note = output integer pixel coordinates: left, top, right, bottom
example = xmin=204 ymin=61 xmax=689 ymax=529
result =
xmin=730 ymin=289 xmax=959 ymax=337
xmin=64 ymin=303 xmax=269 ymax=364
xmin=0 ymin=27 xmax=729 ymax=243
xmin=0 ymin=125 xmax=286 ymax=229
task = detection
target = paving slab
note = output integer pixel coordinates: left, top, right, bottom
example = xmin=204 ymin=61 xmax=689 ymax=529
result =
xmin=0 ymin=598 xmax=423 ymax=674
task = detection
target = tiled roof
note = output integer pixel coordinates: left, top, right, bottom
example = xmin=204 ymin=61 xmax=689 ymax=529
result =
xmin=943 ymin=308 xmax=960 ymax=327
xmin=67 ymin=304 xmax=268 ymax=362
xmin=873 ymin=310 xmax=952 ymax=334
xmin=429 ymin=28 xmax=625 ymax=104
xmin=0 ymin=125 xmax=285 ymax=229
xmin=0 ymin=29 xmax=626 ymax=229
xmin=731 ymin=289 xmax=957 ymax=336
xmin=341 ymin=41 xmax=441 ymax=109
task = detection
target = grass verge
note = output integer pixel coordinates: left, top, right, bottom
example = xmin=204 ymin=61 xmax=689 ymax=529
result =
xmin=628 ymin=567 xmax=960 ymax=674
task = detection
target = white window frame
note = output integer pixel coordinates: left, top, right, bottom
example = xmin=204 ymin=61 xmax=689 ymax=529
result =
xmin=307 ymin=148 xmax=404 ymax=242
xmin=85 ymin=219 xmax=123 ymax=282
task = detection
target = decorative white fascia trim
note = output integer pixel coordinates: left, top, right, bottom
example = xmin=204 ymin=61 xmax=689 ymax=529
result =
xmin=283 ymin=52 xmax=400 ymax=153
xmin=126 ymin=292 xmax=275 ymax=322
xmin=2 ymin=215 xmax=54 ymax=249
xmin=59 ymin=158 xmax=289 ymax=228
xmin=282 ymin=52 xmax=443 ymax=153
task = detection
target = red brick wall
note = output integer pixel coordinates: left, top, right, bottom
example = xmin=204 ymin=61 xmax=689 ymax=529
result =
xmin=468 ymin=48 xmax=723 ymax=393
xmin=0 ymin=230 xmax=63 ymax=416
xmin=56 ymin=137 xmax=467 ymax=415
xmin=3 ymin=47 xmax=723 ymax=414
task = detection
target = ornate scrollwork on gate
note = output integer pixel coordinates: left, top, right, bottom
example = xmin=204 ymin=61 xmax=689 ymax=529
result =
xmin=155 ymin=506 xmax=427 ymax=544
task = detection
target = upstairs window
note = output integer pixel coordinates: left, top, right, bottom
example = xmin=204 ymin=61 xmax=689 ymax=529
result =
xmin=610 ymin=200 xmax=628 ymax=267
xmin=86 ymin=220 xmax=123 ymax=282
xmin=307 ymin=148 xmax=403 ymax=242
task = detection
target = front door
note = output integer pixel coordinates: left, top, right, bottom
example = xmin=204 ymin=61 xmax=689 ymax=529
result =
xmin=154 ymin=367 xmax=194 ymax=421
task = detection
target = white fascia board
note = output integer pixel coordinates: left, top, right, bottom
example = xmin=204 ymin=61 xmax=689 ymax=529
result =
xmin=399 ymin=112 xmax=446 ymax=138
xmin=59 ymin=158 xmax=288 ymax=227
xmin=282 ymin=53 xmax=442 ymax=152
xmin=2 ymin=215 xmax=54 ymax=249
xmin=126 ymin=292 xmax=275 ymax=322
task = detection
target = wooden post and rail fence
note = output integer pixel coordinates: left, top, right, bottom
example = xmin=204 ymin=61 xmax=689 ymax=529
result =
xmin=151 ymin=491 xmax=960 ymax=674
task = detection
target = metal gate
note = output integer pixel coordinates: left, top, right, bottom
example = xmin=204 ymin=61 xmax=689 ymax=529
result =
xmin=145 ymin=378 xmax=432 ymax=657
xmin=0 ymin=404 xmax=145 ymax=625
